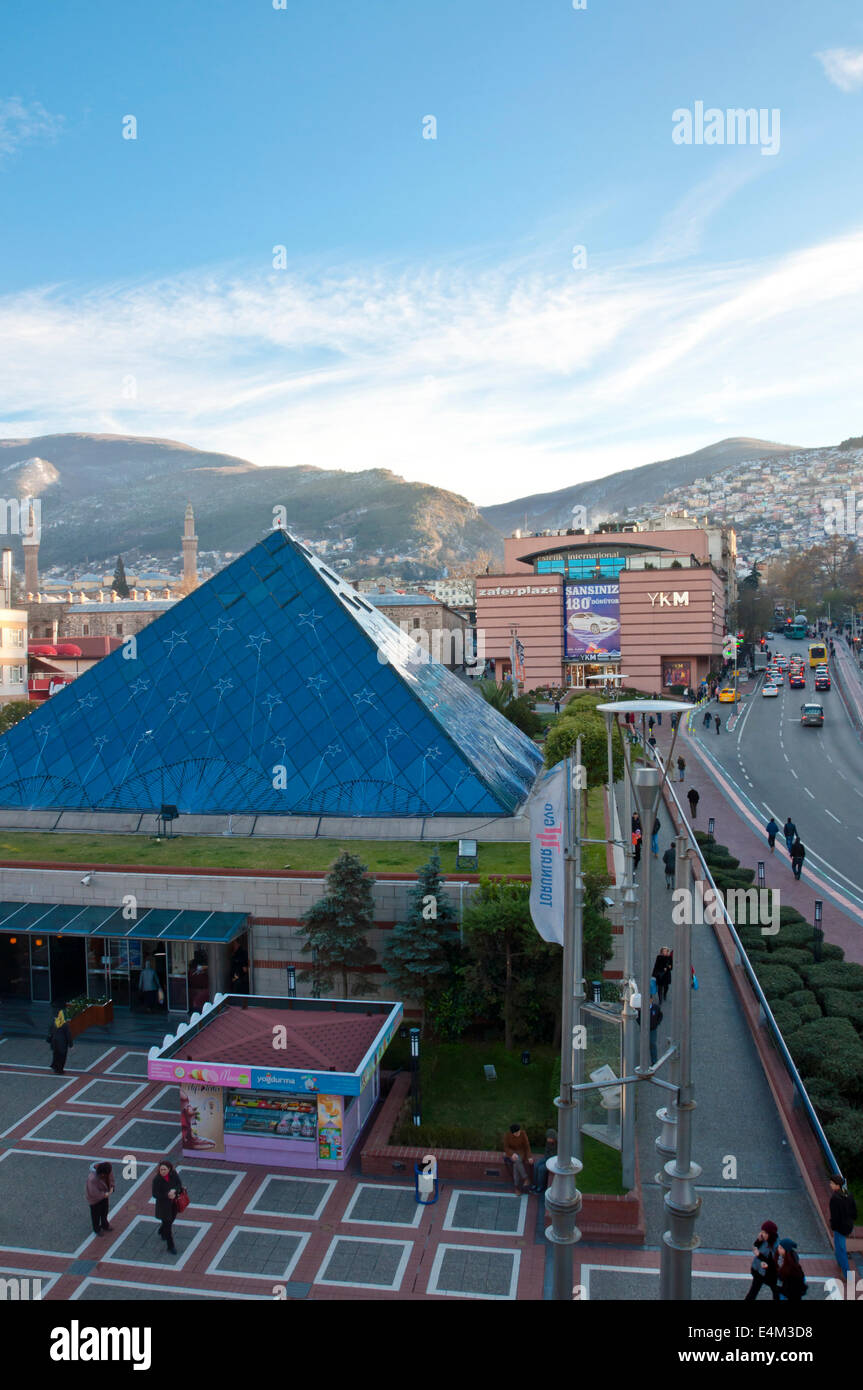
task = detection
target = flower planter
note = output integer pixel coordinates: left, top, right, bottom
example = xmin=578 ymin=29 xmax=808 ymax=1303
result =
xmin=67 ymin=1001 xmax=114 ymax=1040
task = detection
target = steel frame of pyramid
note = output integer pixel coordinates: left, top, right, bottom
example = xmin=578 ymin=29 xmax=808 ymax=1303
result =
xmin=0 ymin=530 xmax=542 ymax=818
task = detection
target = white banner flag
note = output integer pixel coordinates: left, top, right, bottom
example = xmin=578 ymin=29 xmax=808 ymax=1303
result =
xmin=529 ymin=762 xmax=567 ymax=946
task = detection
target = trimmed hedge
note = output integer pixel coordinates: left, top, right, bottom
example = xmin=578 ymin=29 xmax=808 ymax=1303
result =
xmin=766 ymin=920 xmax=817 ymax=952
xmin=770 ymin=947 xmax=817 ymax=971
xmin=768 ymin=999 xmax=801 ymax=1039
xmin=802 ymin=1078 xmax=848 ymax=1125
xmin=824 ymin=1111 xmax=863 ymax=1182
xmin=785 ymin=988 xmax=820 ymax=1013
xmin=800 ymin=961 xmax=863 ymax=995
xmin=752 ymin=962 xmax=806 ymax=998
xmin=820 ymin=989 xmax=863 ymax=1030
xmin=787 ymin=1018 xmax=863 ymax=1097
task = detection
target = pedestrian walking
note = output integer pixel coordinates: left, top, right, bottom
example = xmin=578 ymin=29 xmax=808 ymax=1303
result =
xmin=714 ymin=715 xmax=721 ymax=734
xmin=790 ymin=838 xmax=805 ymax=881
xmin=86 ymin=1161 xmax=115 ymax=1237
xmin=503 ymin=1122 xmax=533 ymax=1194
xmin=776 ymin=1239 xmax=807 ymax=1301
xmin=703 ymin=709 xmax=711 ymax=729
xmin=766 ymin=816 xmax=779 ymax=853
xmin=744 ymin=1221 xmax=781 ymax=1301
xmin=651 ymin=816 xmax=661 ymax=857
xmin=783 ymin=817 xmax=797 ymax=854
xmin=671 ymin=713 xmax=680 ymax=731
xmin=47 ymin=1008 xmax=73 ymax=1074
xmin=530 ymin=1130 xmax=558 ymax=1194
xmin=662 ymin=844 xmax=676 ymax=888
xmin=631 ymin=812 xmax=641 ymax=836
xmin=648 ymin=716 xmax=655 ymax=732
xmin=656 ymin=711 xmax=662 ymax=726
xmin=152 ymin=1160 xmax=185 ymax=1255
xmin=138 ymin=957 xmax=160 ymax=1012
xmin=632 ymin=827 xmax=642 ymax=871
xmin=828 ymin=1175 xmax=857 ymax=1279
xmin=676 ymin=755 xmax=685 ymax=782
xmin=652 ymin=947 xmax=673 ymax=1003
xmin=647 ymin=734 xmax=657 ymax=750
xmin=686 ymin=787 xmax=700 ymax=820
xmin=554 ymin=698 xmax=560 ymax=714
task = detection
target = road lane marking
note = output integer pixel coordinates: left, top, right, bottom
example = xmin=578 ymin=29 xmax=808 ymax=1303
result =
xmin=783 ymin=752 xmax=789 ymax=762
xmin=791 ymin=769 xmax=798 ymax=778
xmin=804 ymin=788 xmax=815 ymax=798
xmin=825 ymin=810 xmax=841 ymax=822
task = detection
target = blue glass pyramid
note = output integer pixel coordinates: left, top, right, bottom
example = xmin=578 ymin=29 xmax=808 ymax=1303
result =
xmin=0 ymin=529 xmax=542 ymax=817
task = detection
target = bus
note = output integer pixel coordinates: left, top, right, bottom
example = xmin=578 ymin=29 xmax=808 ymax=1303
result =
xmin=789 ymin=617 xmax=807 ymax=640
xmin=809 ymin=641 xmax=828 ymax=668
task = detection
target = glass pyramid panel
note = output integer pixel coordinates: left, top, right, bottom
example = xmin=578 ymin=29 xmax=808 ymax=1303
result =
xmin=0 ymin=530 xmax=542 ymax=817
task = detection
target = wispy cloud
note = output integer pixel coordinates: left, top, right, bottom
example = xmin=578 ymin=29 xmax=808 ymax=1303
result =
xmin=816 ymin=48 xmax=863 ymax=93
xmin=0 ymin=96 xmax=64 ymax=160
xmin=1 ymin=225 xmax=863 ymax=504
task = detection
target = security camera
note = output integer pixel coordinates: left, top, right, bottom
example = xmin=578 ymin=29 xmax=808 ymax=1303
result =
xmin=602 ymin=895 xmax=615 ymax=908
xmin=81 ymin=873 xmax=92 ymax=886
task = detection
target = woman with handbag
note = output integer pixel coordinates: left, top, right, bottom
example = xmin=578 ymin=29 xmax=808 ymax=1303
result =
xmin=151 ymin=1160 xmax=187 ymax=1255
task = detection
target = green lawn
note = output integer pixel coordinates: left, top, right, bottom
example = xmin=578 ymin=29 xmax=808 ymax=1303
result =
xmin=383 ymin=1037 xmax=625 ymax=1194
xmin=0 ymin=783 xmax=610 ymax=878
xmin=0 ymin=832 xmax=530 ymax=876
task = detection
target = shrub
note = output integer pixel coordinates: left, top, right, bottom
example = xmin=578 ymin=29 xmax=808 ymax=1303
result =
xmin=770 ymin=947 xmax=816 ymax=971
xmin=704 ymin=849 xmax=740 ymax=870
xmin=801 ymin=1077 xmax=847 ymax=1124
xmin=767 ymin=920 xmax=818 ymax=952
xmin=787 ymin=1018 xmax=863 ymax=1097
xmin=769 ymin=999 xmax=801 ymax=1040
xmin=753 ymin=962 xmax=806 ymax=998
xmin=778 ymin=906 xmax=809 ymax=926
xmin=824 ymin=1111 xmax=863 ymax=1182
xmin=800 ymin=962 xmax=863 ymax=996
xmin=712 ymin=867 xmax=756 ymax=890
xmin=786 ymin=988 xmax=821 ymax=1014
xmin=820 ymin=989 xmax=863 ymax=1030
xmin=820 ymin=943 xmax=846 ymax=963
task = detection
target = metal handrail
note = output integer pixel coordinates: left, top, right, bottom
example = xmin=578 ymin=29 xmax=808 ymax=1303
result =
xmin=648 ymin=745 xmax=842 ymax=1178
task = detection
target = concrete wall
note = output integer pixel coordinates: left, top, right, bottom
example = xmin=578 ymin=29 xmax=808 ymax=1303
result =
xmin=619 ymin=567 xmax=725 ymax=694
xmin=475 ymin=573 xmax=564 ymax=690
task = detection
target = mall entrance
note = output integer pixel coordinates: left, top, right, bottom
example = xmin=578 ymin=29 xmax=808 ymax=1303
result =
xmin=50 ymin=935 xmax=87 ymax=1006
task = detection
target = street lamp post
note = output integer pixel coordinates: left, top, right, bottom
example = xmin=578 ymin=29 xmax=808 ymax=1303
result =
xmin=813 ymin=899 xmax=824 ymax=963
xmin=286 ymin=966 xmax=296 ymax=998
xmin=633 ymin=766 xmax=662 ymax=1076
xmin=410 ymin=1027 xmax=421 ymax=1126
xmin=660 ymin=832 xmax=702 ymax=1300
xmin=545 ymin=749 xmax=584 ymax=1301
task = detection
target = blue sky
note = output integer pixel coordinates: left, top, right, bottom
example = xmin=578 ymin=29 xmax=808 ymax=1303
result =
xmin=1 ymin=0 xmax=863 ymax=503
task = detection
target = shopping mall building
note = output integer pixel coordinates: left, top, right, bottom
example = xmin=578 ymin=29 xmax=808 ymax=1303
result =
xmin=475 ymin=515 xmax=735 ymax=694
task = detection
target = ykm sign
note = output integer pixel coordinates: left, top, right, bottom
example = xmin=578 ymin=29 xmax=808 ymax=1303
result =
xmin=648 ymin=591 xmax=689 ymax=608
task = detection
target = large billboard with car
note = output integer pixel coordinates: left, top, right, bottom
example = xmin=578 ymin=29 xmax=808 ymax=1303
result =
xmin=564 ymin=583 xmax=621 ymax=661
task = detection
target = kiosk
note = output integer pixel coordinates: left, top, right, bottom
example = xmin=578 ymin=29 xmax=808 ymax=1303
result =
xmin=147 ymin=993 xmax=402 ymax=1171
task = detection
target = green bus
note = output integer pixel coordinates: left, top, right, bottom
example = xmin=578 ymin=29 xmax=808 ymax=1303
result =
xmin=789 ymin=616 xmax=807 ymax=640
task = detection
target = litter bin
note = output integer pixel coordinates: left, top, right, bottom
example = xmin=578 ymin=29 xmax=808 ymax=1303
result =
xmin=415 ymin=1155 xmax=439 ymax=1205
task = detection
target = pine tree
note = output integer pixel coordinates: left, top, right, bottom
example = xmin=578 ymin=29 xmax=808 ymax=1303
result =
xmin=112 ymin=556 xmax=130 ymax=598
xmin=383 ymin=850 xmax=458 ymax=1025
xmin=299 ymin=851 xmax=378 ymax=998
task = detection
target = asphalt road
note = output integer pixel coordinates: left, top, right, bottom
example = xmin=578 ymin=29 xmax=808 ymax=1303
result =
xmin=686 ymin=633 xmax=863 ymax=914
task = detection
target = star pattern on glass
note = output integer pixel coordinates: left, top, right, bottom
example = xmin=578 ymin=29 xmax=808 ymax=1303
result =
xmin=214 ymin=679 xmax=234 ymax=697
xmin=168 ymin=691 xmax=190 ymax=711
xmin=76 ymin=692 xmax=98 ymax=710
xmin=139 ymin=730 xmax=154 ymax=743
xmin=352 ymin=688 xmax=377 ymax=708
xmin=164 ymin=631 xmax=188 ymax=654
xmin=307 ymin=674 xmax=328 ymax=695
xmin=93 ymin=736 xmax=110 ymax=752
xmin=323 ymin=743 xmax=342 ymax=759
xmin=129 ymin=678 xmax=150 ymax=697
xmin=298 ymin=610 xmax=322 ymax=629
xmin=246 ymin=632 xmax=271 ymax=655
xmin=263 ymin=693 xmax=283 ymax=713
xmin=210 ymin=618 xmax=234 ymax=639
xmin=422 ymin=745 xmax=442 ymax=761
xmin=385 ymin=725 xmax=402 ymax=740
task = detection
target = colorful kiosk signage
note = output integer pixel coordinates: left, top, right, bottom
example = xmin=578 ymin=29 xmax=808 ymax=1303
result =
xmin=147 ymin=994 xmax=402 ymax=1172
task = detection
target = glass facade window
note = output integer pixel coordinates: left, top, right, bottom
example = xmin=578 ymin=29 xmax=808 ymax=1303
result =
xmin=536 ymin=557 xmax=626 ymax=580
xmin=168 ymin=940 xmax=191 ymax=1012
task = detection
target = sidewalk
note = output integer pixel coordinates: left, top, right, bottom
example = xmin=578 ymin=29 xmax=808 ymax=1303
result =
xmin=653 ymin=719 xmax=863 ymax=967
xmin=595 ymin=781 xmax=835 ymax=1299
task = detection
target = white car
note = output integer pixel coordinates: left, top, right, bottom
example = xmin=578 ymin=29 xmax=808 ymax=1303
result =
xmin=566 ymin=611 xmax=620 ymax=636
xmin=762 ymin=683 xmax=779 ymax=698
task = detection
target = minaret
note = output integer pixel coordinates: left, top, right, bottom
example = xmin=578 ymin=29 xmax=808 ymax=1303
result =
xmin=22 ymin=500 xmax=39 ymax=596
xmin=182 ymin=502 xmax=198 ymax=590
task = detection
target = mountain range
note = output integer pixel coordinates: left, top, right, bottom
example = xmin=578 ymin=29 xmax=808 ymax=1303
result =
xmin=0 ymin=430 xmax=844 ymax=577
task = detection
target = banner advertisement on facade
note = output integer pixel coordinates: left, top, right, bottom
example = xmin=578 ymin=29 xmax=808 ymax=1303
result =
xmin=564 ymin=583 xmax=621 ymax=660
xmin=317 ymin=1094 xmax=344 ymax=1160
xmin=663 ymin=660 xmax=691 ymax=688
xmin=179 ymin=1082 xmax=225 ymax=1152
xmin=528 ymin=762 xmax=567 ymax=947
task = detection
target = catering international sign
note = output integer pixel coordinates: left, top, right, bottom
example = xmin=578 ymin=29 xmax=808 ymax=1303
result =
xmin=564 ymin=583 xmax=621 ymax=660
xmin=528 ymin=762 xmax=566 ymax=947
